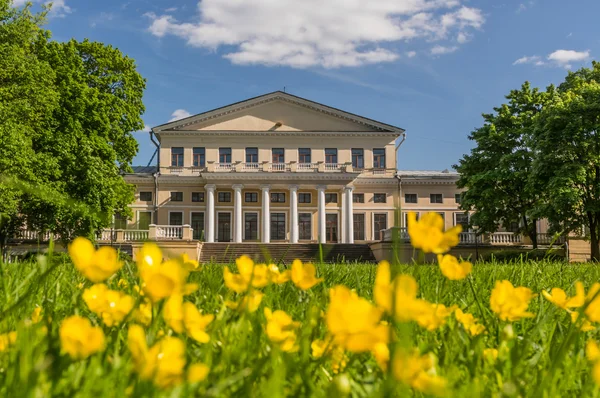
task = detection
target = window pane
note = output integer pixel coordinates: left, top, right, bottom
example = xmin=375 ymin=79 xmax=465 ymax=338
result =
xmin=298 ymin=193 xmax=311 ymax=203
xmin=169 ymin=212 xmax=183 ymax=226
xmin=325 ymin=148 xmax=338 ymax=164
xmin=171 ymin=192 xmax=183 ymax=201
xmin=374 ymin=193 xmax=386 ymax=203
xmin=374 ymin=214 xmax=387 ymax=240
xmin=299 ymin=213 xmax=312 ymax=240
xmin=192 ymin=192 xmax=204 ymax=202
xmin=171 ymin=147 xmax=184 ymax=167
xmin=193 ymin=147 xmax=205 ymax=167
xmin=430 ymin=194 xmax=443 ymax=204
xmin=245 ymin=192 xmax=258 ymax=202
xmin=138 ymin=212 xmax=152 ymax=230
xmin=298 ymin=148 xmax=311 ymax=163
xmin=219 ymin=148 xmax=232 ymax=163
xmin=271 ymin=193 xmax=285 ymax=203
xmin=405 ymin=194 xmax=417 ymax=203
xmin=353 ymin=193 xmax=364 ymax=203
xmin=353 ymin=214 xmax=365 ymax=240
xmin=246 ymin=148 xmax=258 ymax=163
xmin=351 ymin=148 xmax=364 ymax=169
xmin=191 ymin=212 xmax=205 ymax=240
xmin=373 ymin=148 xmax=386 ymax=169
xmin=455 ymin=213 xmax=469 ymax=228
xmin=455 ymin=193 xmax=462 ymax=204
xmin=218 ymin=192 xmax=231 ymax=202
xmin=272 ymin=148 xmax=285 ymax=163
xmin=325 ymin=193 xmax=337 ymax=204
xmin=140 ymin=191 xmax=152 ymax=202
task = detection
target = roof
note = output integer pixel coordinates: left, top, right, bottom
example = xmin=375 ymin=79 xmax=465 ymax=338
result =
xmin=397 ymin=169 xmax=459 ymax=178
xmin=129 ymin=166 xmax=157 ymax=174
xmin=152 ymin=91 xmax=406 ymax=134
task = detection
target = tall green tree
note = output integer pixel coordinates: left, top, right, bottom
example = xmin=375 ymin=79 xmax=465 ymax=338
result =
xmin=532 ymin=62 xmax=600 ymax=260
xmin=454 ymin=83 xmax=548 ymax=247
xmin=0 ymin=0 xmax=146 ymax=248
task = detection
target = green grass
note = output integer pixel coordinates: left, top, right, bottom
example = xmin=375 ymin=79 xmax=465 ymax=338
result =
xmin=1 ymin=251 xmax=600 ymax=397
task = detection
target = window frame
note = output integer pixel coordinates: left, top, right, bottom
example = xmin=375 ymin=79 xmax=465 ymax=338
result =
xmin=219 ymin=147 xmax=232 ymax=164
xmin=430 ymin=194 xmax=443 ymax=204
xmin=373 ymin=213 xmax=388 ymax=240
xmin=218 ymin=192 xmax=232 ymax=203
xmin=325 ymin=193 xmax=338 ymax=204
xmin=298 ymin=148 xmax=311 ymax=164
xmin=298 ymin=192 xmax=312 ymax=203
xmin=352 ymin=193 xmax=365 ymax=203
xmin=455 ymin=193 xmax=462 ymax=204
xmin=171 ymin=147 xmax=184 ymax=167
xmin=351 ymin=148 xmax=364 ymax=170
xmin=245 ymin=192 xmax=258 ymax=203
xmin=353 ymin=213 xmax=366 ymax=241
xmin=454 ymin=212 xmax=469 ymax=229
xmin=404 ymin=193 xmax=418 ymax=204
xmin=191 ymin=192 xmax=205 ymax=203
xmin=373 ymin=148 xmax=386 ymax=169
xmin=325 ymin=148 xmax=338 ymax=164
xmin=139 ymin=191 xmax=152 ymax=202
xmin=270 ymin=192 xmax=286 ymax=203
xmin=298 ymin=213 xmax=312 ymax=240
xmin=170 ymin=191 xmax=183 ymax=202
xmin=193 ymin=147 xmax=205 ymax=167
xmin=169 ymin=211 xmax=184 ymax=226
xmin=272 ymin=148 xmax=285 ymax=164
xmin=245 ymin=147 xmax=259 ymax=163
xmin=373 ymin=193 xmax=387 ymax=203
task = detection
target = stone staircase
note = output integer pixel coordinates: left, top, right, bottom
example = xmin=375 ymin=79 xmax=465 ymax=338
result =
xmin=199 ymin=243 xmax=377 ymax=264
xmin=97 ymin=243 xmax=133 ymax=258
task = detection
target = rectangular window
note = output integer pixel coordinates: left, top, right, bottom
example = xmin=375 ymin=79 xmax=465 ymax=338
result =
xmin=325 ymin=193 xmax=338 ymax=204
xmin=270 ymin=213 xmax=286 ymax=241
xmin=245 ymin=192 xmax=258 ymax=203
xmin=272 ymin=148 xmax=285 ymax=163
xmin=353 ymin=193 xmax=364 ymax=203
xmin=271 ymin=193 xmax=285 ymax=203
xmin=430 ymin=194 xmax=443 ymax=204
xmin=246 ymin=147 xmax=258 ymax=163
xmin=455 ymin=213 xmax=469 ymax=229
xmin=137 ymin=211 xmax=152 ymax=230
xmin=455 ymin=193 xmax=462 ymax=204
xmin=351 ymin=148 xmax=364 ymax=169
xmin=191 ymin=212 xmax=205 ymax=240
xmin=219 ymin=148 xmax=232 ymax=164
xmin=298 ymin=148 xmax=311 ymax=164
xmin=139 ymin=191 xmax=152 ymax=202
xmin=353 ymin=214 xmax=365 ymax=241
xmin=404 ymin=193 xmax=417 ymax=204
xmin=218 ymin=192 xmax=231 ymax=202
xmin=114 ymin=213 xmax=127 ymax=230
xmin=169 ymin=212 xmax=183 ymax=226
xmin=244 ymin=213 xmax=259 ymax=241
xmin=193 ymin=147 xmax=205 ymax=167
xmin=373 ymin=148 xmax=386 ymax=169
xmin=298 ymin=193 xmax=312 ymax=203
xmin=170 ymin=192 xmax=183 ymax=202
xmin=374 ymin=193 xmax=386 ymax=203
xmin=374 ymin=213 xmax=388 ymax=240
xmin=192 ymin=192 xmax=204 ymax=203
xmin=299 ymin=213 xmax=312 ymax=240
xmin=171 ymin=147 xmax=184 ymax=167
xmin=325 ymin=148 xmax=338 ymax=164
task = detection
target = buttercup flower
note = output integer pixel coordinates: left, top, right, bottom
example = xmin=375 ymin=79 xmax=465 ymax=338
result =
xmin=68 ymin=237 xmax=123 ymax=282
xmin=0 ymin=331 xmax=17 ymax=352
xmin=490 ymin=280 xmax=535 ymax=322
xmin=264 ymin=308 xmax=300 ymax=352
xmin=414 ymin=302 xmax=457 ymax=331
xmin=374 ymin=261 xmax=392 ymax=313
xmin=455 ymin=308 xmax=486 ymax=336
xmin=188 ymin=363 xmax=210 ymax=383
xmin=571 ymin=312 xmax=595 ymax=332
xmin=59 ymin=315 xmax=105 ymax=360
xmin=163 ymin=294 xmax=184 ymax=333
xmin=311 ymin=339 xmax=331 ymax=359
xmin=542 ymin=282 xmax=584 ymax=310
xmin=83 ymin=284 xmax=135 ymax=327
xmin=437 ymin=254 xmax=472 ymax=281
xmin=291 ymin=259 xmax=323 ymax=290
xmin=393 ymin=350 xmax=447 ymax=397
xmin=137 ymin=244 xmax=189 ymax=302
xmin=372 ymin=342 xmax=390 ymax=371
xmin=483 ymin=348 xmax=499 ymax=362
xmin=224 ymin=256 xmax=269 ymax=293
xmin=268 ymin=264 xmax=291 ymax=284
xmin=326 ymin=285 xmax=388 ymax=352
xmin=133 ymin=298 xmax=153 ymax=326
xmin=31 ymin=307 xmax=42 ymax=324
xmin=225 ymin=290 xmax=264 ymax=313
xmin=183 ymin=302 xmax=214 ymax=343
xmin=584 ymin=283 xmax=600 ymax=323
xmin=181 ymin=253 xmax=200 ymax=271
xmin=408 ymin=212 xmax=461 ymax=254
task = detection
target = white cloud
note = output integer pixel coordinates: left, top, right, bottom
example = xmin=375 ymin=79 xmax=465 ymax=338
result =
xmin=165 ymin=7 xmax=177 ymax=12
xmin=514 ymin=50 xmax=590 ymax=69
xmin=406 ymin=51 xmax=417 ymax=58
xmin=431 ymin=45 xmax=458 ymax=55
xmin=145 ymin=0 xmax=485 ymax=68
xmin=168 ymin=109 xmax=192 ymax=122
xmin=13 ymin=0 xmax=72 ymax=16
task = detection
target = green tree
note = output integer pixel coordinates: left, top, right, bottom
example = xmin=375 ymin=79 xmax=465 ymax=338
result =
xmin=454 ymin=82 xmax=548 ymax=248
xmin=0 ymin=0 xmax=146 ymax=249
xmin=532 ymin=62 xmax=600 ymax=260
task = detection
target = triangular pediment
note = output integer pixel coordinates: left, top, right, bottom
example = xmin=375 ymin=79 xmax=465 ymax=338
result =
xmin=153 ymin=92 xmax=404 ymax=134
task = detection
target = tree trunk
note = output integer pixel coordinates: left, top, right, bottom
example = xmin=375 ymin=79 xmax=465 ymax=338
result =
xmin=589 ymin=212 xmax=600 ymax=262
xmin=522 ymin=215 xmax=538 ymax=249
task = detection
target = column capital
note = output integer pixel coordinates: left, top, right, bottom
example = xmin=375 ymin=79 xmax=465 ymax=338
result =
xmin=205 ymin=184 xmax=216 ymax=191
xmin=261 ymin=184 xmax=271 ymax=191
xmin=344 ymin=185 xmax=354 ymax=192
xmin=288 ymin=185 xmax=299 ymax=191
xmin=232 ymin=184 xmax=244 ymax=191
xmin=316 ymin=185 xmax=327 ymax=191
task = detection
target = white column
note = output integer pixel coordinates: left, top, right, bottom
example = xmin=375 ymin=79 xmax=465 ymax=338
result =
xmin=290 ymin=185 xmax=299 ymax=243
xmin=205 ymin=184 xmax=215 ymax=243
xmin=317 ymin=185 xmax=326 ymax=244
xmin=261 ymin=185 xmax=270 ymax=243
xmin=233 ymin=184 xmax=243 ymax=243
xmin=346 ymin=186 xmax=354 ymax=244
xmin=341 ymin=188 xmax=347 ymax=243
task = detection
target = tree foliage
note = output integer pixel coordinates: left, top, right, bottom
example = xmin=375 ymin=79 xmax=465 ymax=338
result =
xmin=0 ymin=0 xmax=145 ymax=247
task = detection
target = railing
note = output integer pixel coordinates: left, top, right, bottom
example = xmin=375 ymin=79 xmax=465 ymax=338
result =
xmin=156 ymin=226 xmax=184 ymax=239
xmin=98 ymin=230 xmax=116 ymax=241
xmin=242 ymin=163 xmax=260 ymax=171
xmin=215 ymin=163 xmax=234 ymax=172
xmin=490 ymin=232 xmax=523 ymax=245
xmin=537 ymin=233 xmax=565 ymax=245
xmin=459 ymin=232 xmax=483 ymax=245
xmin=124 ymin=230 xmax=149 ymax=242
xmin=190 ymin=167 xmax=205 ymax=175
xmin=16 ymin=230 xmax=39 ymax=240
xmin=169 ymin=167 xmax=183 ymax=174
xmin=270 ymin=163 xmax=289 ymax=172
xmin=382 ymin=227 xmax=410 ymax=242
xmin=325 ymin=163 xmax=342 ymax=172
xmin=297 ymin=163 xmax=318 ymax=172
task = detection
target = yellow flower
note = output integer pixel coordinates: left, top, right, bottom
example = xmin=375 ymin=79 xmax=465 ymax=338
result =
xmin=585 ymin=283 xmax=600 ymax=323
xmin=68 ymin=237 xmax=123 ymax=282
xmin=164 ymin=294 xmax=184 ymax=333
xmin=542 ymin=282 xmax=585 ymax=310
xmin=128 ymin=325 xmax=186 ymax=389
xmin=188 ymin=363 xmax=210 ymax=383
xmin=372 ymin=342 xmax=390 ymax=371
xmin=393 ymin=274 xmax=421 ymax=322
xmin=223 ymin=256 xmax=270 ymax=293
xmin=181 ymin=253 xmax=200 ymax=271
xmin=374 ymin=261 xmax=392 ymax=313
xmin=264 ymin=308 xmax=300 ymax=352
xmin=291 ymin=259 xmax=323 ymax=290
xmin=133 ymin=298 xmax=153 ymax=326
xmin=326 ymin=285 xmax=388 ymax=353
xmin=587 ymin=340 xmax=600 ymax=362
xmin=59 ymin=315 xmax=105 ymax=360
xmin=407 ymin=212 xmax=461 ymax=254
xmin=490 ymin=280 xmax=535 ymax=322
xmin=183 ymin=302 xmax=214 ymax=343
xmin=82 ymin=284 xmax=135 ymax=327
xmin=393 ymin=350 xmax=447 ymax=397
xmin=118 ymin=278 xmax=129 ymax=289
xmin=0 ymin=331 xmax=17 ymax=352
xmin=225 ymin=290 xmax=264 ymax=313
xmin=455 ymin=308 xmax=486 ymax=336
xmin=414 ymin=302 xmax=457 ymax=331
xmin=311 ymin=339 xmax=331 ymax=359
xmin=31 ymin=307 xmax=42 ymax=324
xmin=140 ymin=256 xmax=189 ymax=303
xmin=483 ymin=348 xmax=498 ymax=362
xmin=437 ymin=254 xmax=472 ymax=280
xmin=571 ymin=312 xmax=595 ymax=332
xmin=268 ymin=264 xmax=291 ymax=284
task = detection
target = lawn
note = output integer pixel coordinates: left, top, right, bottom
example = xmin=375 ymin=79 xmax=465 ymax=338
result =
xmin=1 ymin=243 xmax=600 ymax=397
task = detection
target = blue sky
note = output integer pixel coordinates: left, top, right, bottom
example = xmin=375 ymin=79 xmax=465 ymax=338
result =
xmin=27 ymin=0 xmax=599 ymax=170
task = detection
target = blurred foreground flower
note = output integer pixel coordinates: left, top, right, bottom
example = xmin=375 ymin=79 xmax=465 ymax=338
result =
xmin=490 ymin=280 xmax=535 ymax=322
xmin=0 ymin=331 xmax=17 ymax=352
xmin=83 ymin=283 xmax=135 ymax=327
xmin=437 ymin=254 xmax=472 ymax=281
xmin=137 ymin=243 xmax=189 ymax=302
xmin=188 ymin=363 xmax=210 ymax=383
xmin=408 ymin=212 xmax=461 ymax=254
xmin=68 ymin=237 xmax=123 ymax=282
xmin=59 ymin=315 xmax=105 ymax=360
xmin=586 ymin=340 xmax=600 ymax=386
xmin=264 ymin=308 xmax=300 ymax=352
xmin=225 ymin=290 xmax=264 ymax=313
xmin=393 ymin=349 xmax=447 ymax=396
xmin=542 ymin=282 xmax=584 ymax=310
xmin=291 ymin=259 xmax=323 ymax=290
xmin=455 ymin=308 xmax=486 ymax=336
xmin=224 ymin=255 xmax=269 ymax=293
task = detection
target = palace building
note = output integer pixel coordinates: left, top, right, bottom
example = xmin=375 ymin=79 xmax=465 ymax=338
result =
xmin=123 ymin=91 xmax=467 ymax=245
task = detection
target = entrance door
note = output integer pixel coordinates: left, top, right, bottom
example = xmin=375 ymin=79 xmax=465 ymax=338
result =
xmin=191 ymin=212 xmax=205 ymax=240
xmin=326 ymin=214 xmax=338 ymax=243
xmin=374 ymin=213 xmax=387 ymax=241
xmin=270 ymin=213 xmax=286 ymax=241
xmin=244 ymin=213 xmax=259 ymax=241
xmin=217 ymin=212 xmax=231 ymax=242
xmin=299 ymin=213 xmax=312 ymax=240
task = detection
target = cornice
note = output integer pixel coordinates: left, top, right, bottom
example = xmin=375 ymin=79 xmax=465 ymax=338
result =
xmin=156 ymin=130 xmax=400 ymax=138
